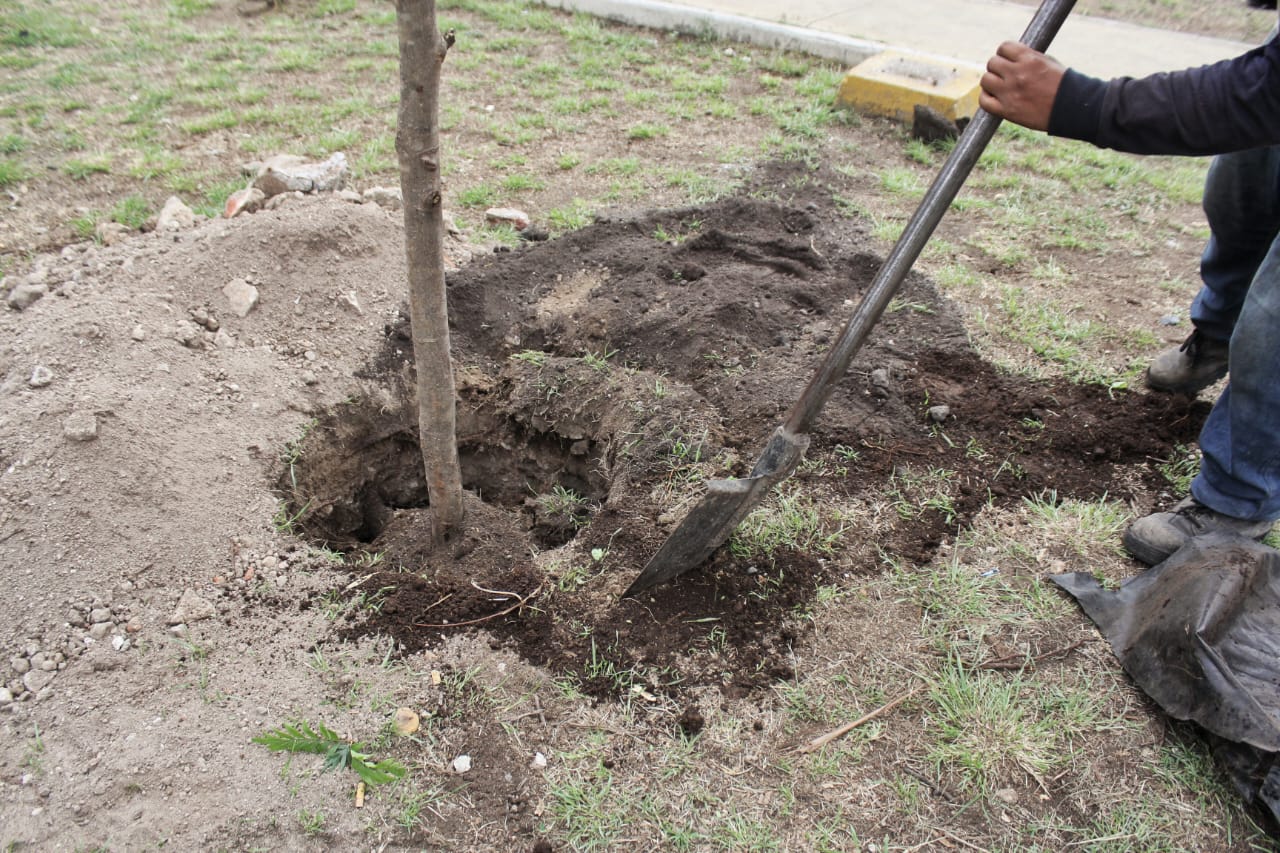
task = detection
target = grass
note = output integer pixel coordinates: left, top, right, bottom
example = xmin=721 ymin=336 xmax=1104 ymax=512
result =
xmin=0 ymin=0 xmax=1266 ymax=850
xmin=729 ymin=487 xmax=846 ymax=563
xmin=923 ymin=657 xmax=1109 ymax=798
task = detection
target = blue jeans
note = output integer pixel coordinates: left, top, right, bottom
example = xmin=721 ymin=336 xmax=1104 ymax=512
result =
xmin=1187 ymin=146 xmax=1280 ymax=522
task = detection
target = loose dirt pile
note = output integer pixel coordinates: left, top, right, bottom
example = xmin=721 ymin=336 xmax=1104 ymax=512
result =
xmin=0 ymin=162 xmax=1213 ymax=849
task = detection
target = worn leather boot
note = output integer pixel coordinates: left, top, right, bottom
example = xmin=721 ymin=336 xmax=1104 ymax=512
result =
xmin=1122 ymin=497 xmax=1274 ymax=565
xmin=1145 ymin=330 xmax=1229 ymax=394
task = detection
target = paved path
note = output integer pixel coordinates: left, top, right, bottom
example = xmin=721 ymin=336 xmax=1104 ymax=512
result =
xmin=547 ymin=0 xmax=1254 ymax=79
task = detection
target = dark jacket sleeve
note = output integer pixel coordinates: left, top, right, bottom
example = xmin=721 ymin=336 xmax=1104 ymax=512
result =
xmin=1046 ymin=37 xmax=1280 ymax=156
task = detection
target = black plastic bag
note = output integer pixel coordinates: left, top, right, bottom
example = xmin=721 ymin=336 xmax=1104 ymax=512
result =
xmin=1052 ymin=532 xmax=1280 ymax=827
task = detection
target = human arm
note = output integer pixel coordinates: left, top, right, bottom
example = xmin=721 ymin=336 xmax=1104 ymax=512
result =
xmin=980 ymin=37 xmax=1280 ymax=156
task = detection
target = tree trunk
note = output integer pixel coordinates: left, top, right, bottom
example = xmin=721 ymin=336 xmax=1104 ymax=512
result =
xmin=395 ymin=1 xmax=463 ymax=543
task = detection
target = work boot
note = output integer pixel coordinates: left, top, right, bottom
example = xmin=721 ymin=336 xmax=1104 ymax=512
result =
xmin=1145 ymin=330 xmax=1229 ymax=394
xmin=1122 ymin=497 xmax=1275 ymax=565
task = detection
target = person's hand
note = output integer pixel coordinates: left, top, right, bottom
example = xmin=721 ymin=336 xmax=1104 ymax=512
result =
xmin=979 ymin=41 xmax=1066 ymax=131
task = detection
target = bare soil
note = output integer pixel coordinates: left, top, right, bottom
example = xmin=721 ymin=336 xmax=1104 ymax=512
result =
xmin=1 ymin=3 xmax=1272 ymax=851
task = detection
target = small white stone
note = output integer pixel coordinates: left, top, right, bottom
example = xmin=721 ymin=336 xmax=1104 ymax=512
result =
xmin=169 ymin=589 xmax=216 ymax=624
xmin=337 ymin=290 xmax=362 ymax=315
xmin=451 ymin=755 xmax=472 ymax=774
xmin=531 ymin=752 xmax=547 ymax=769
xmin=28 ymin=366 xmax=53 ymax=388
xmin=222 ymin=277 xmax=260 ymax=318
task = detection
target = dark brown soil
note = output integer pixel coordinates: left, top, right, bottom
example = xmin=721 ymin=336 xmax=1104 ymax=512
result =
xmin=280 ymin=161 xmax=1207 ymax=704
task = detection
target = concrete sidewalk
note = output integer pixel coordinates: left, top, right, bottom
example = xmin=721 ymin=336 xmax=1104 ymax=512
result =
xmin=545 ymin=0 xmax=1254 ymax=80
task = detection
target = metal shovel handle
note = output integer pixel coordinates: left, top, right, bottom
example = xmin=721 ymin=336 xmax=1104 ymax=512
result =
xmin=784 ymin=0 xmax=1077 ymax=435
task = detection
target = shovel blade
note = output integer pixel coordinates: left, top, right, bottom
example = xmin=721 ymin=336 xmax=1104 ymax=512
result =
xmin=623 ymin=427 xmax=809 ymax=596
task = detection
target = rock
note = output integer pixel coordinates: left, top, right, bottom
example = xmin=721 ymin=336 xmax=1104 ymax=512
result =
xmin=911 ymin=104 xmax=963 ymax=144
xmin=363 ymin=186 xmax=402 ymax=210
xmin=451 ymin=754 xmax=472 ymax=774
xmin=22 ymin=669 xmax=54 ymax=695
xmin=336 ymin=189 xmax=363 ymax=204
xmin=63 ymin=411 xmax=99 ymax=442
xmin=301 ymin=371 xmax=318 ymax=386
xmin=255 ymin=152 xmax=348 ymax=194
xmin=392 ymin=707 xmax=420 ymax=736
xmin=870 ymin=368 xmax=893 ymax=396
xmin=224 ymin=187 xmax=265 ymax=218
xmin=337 ymin=291 xmax=363 ymax=315
xmin=174 ymin=320 xmax=205 ymax=349
xmin=213 ymin=328 xmax=236 ymax=350
xmin=264 ymin=192 xmax=300 ymax=211
xmin=485 ymin=207 xmax=530 ymax=230
xmin=90 ymin=607 xmax=112 ymax=623
xmin=927 ymin=404 xmax=951 ymax=423
xmin=0 ymin=687 xmax=12 ymax=705
xmin=1159 ymin=313 xmax=1181 ymax=326
xmin=28 ymin=366 xmax=53 ymax=388
xmin=6 ymin=282 xmax=48 ymax=310
xmin=110 ymin=635 xmax=129 ymax=652
xmin=222 ymin=278 xmax=260 ymax=318
xmin=994 ymin=787 xmax=1019 ymax=805
xmin=531 ymin=752 xmax=547 ymax=769
xmin=131 ymin=324 xmax=147 ymax=342
xmin=169 ymin=589 xmax=216 ymax=625
xmin=10 ymin=657 xmax=30 ymax=675
xmin=156 ymin=196 xmax=196 ymax=231
xmin=251 ymin=169 xmax=293 ymax=199
xmin=95 ymin=222 xmax=130 ymax=245
xmin=88 ymin=622 xmax=112 ymax=640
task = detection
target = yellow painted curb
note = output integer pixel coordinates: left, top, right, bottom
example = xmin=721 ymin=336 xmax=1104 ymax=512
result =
xmin=837 ymin=50 xmax=982 ymax=124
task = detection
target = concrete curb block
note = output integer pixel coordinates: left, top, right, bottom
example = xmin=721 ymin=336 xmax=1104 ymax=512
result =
xmin=537 ymin=0 xmax=982 ymax=70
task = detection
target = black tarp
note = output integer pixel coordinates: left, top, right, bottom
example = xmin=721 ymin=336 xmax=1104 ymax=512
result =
xmin=1052 ymin=532 xmax=1280 ymax=827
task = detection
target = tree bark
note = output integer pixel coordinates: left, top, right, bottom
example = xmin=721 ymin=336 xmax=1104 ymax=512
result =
xmin=395 ymin=1 xmax=463 ymax=543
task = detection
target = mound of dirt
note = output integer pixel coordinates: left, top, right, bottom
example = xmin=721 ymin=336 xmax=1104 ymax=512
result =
xmin=281 ymin=162 xmax=1207 ymax=698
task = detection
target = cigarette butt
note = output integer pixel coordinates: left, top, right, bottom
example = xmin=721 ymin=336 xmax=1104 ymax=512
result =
xmin=355 ymin=781 xmax=366 ymax=808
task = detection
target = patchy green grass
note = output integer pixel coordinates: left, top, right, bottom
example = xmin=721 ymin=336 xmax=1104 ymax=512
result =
xmin=0 ymin=2 xmax=1264 ymax=850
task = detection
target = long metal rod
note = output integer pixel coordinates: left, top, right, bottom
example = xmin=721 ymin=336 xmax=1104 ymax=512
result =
xmin=784 ymin=0 xmax=1076 ymax=434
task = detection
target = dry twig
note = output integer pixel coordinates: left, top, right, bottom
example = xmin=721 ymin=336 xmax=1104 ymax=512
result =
xmin=978 ymin=638 xmax=1086 ymax=671
xmin=797 ymin=686 xmax=921 ymax=754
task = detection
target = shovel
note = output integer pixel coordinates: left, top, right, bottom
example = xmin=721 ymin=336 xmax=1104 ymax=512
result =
xmin=623 ymin=0 xmax=1077 ymax=597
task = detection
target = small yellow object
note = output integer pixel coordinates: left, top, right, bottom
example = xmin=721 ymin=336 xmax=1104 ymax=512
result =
xmin=392 ymin=706 xmax=420 ymax=736
xmin=430 ymin=670 xmax=442 ymax=686
xmin=355 ymin=781 xmax=366 ymax=809
xmin=837 ymin=50 xmax=982 ymax=124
